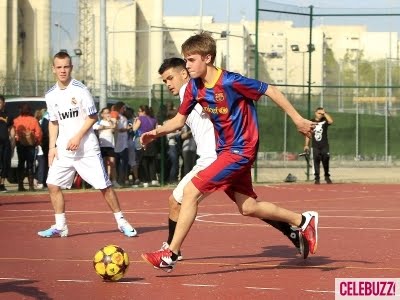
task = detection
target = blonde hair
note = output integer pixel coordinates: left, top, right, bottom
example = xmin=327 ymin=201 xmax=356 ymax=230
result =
xmin=181 ymin=31 xmax=216 ymax=64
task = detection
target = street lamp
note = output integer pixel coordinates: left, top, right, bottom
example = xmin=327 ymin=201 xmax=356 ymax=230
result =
xmin=291 ymin=44 xmax=315 ymax=97
xmin=291 ymin=43 xmax=315 ymax=181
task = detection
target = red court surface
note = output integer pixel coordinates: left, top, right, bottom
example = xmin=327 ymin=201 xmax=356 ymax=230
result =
xmin=0 ymin=183 xmax=399 ymax=299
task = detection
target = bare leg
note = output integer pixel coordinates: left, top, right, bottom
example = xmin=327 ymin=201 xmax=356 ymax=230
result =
xmin=168 ymin=181 xmax=202 ymax=254
xmin=168 ymin=194 xmax=180 ymax=221
xmin=234 ymin=192 xmax=302 ymax=227
xmin=100 ymin=186 xmax=121 ymax=213
xmin=48 ymin=183 xmax=65 ymax=213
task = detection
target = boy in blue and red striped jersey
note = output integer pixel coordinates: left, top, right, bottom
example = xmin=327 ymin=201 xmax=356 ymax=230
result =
xmin=141 ymin=32 xmax=319 ymax=273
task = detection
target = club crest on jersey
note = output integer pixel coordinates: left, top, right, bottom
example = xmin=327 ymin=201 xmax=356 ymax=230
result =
xmin=214 ymin=92 xmax=224 ymax=102
xmin=71 ymin=97 xmax=77 ymax=105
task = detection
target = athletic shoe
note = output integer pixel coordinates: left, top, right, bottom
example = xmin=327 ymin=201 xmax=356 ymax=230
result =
xmin=37 ymin=224 xmax=69 ymax=238
xmin=325 ymin=177 xmax=333 ymax=184
xmin=160 ymin=242 xmax=183 ymax=261
xmin=301 ymin=211 xmax=319 ymax=254
xmin=0 ymin=184 xmax=7 ymax=192
xmin=314 ymin=179 xmax=320 ymax=185
xmin=132 ymin=179 xmax=141 ymax=188
xmin=118 ymin=219 xmax=138 ymax=237
xmin=141 ymin=248 xmax=177 ymax=272
xmin=112 ymin=181 xmax=122 ymax=188
xmin=288 ymin=227 xmax=309 ymax=259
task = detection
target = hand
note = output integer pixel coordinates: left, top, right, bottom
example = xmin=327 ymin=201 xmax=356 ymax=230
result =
xmin=66 ymin=136 xmax=81 ymax=151
xmin=48 ymin=147 xmax=58 ymax=166
xmin=295 ymin=118 xmax=316 ymax=138
xmin=140 ymin=129 xmax=157 ymax=146
xmin=304 ymin=145 xmax=309 ymax=152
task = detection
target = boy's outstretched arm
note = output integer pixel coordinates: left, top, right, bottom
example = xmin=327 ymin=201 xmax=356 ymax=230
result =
xmin=141 ymin=112 xmax=187 ymax=146
xmin=265 ymin=85 xmax=315 ymax=138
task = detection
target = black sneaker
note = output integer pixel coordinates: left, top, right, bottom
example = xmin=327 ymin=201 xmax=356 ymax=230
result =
xmin=325 ymin=177 xmax=332 ymax=184
xmin=314 ymin=179 xmax=320 ymax=185
xmin=288 ymin=227 xmax=310 ymax=259
xmin=0 ymin=184 xmax=7 ymax=192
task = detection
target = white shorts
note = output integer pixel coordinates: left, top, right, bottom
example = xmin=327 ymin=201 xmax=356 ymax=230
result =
xmin=172 ymin=164 xmax=206 ymax=204
xmin=46 ymin=153 xmax=112 ymax=189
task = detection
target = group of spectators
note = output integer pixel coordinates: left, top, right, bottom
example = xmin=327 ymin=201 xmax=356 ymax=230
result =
xmin=94 ymin=101 xmax=197 ymax=188
xmin=0 ymin=96 xmax=197 ymax=192
xmin=0 ymin=95 xmax=48 ymax=192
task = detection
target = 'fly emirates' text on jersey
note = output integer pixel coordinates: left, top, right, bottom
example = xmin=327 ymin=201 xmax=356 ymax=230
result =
xmin=179 ymin=69 xmax=268 ymax=159
xmin=45 ymin=79 xmax=100 ymax=157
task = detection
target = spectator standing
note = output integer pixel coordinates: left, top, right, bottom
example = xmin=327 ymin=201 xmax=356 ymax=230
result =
xmin=13 ymin=103 xmax=42 ymax=191
xmin=0 ymin=95 xmax=15 ymax=192
xmin=113 ymin=102 xmax=131 ymax=186
xmin=304 ymin=107 xmax=333 ymax=184
xmin=93 ymin=107 xmax=120 ymax=188
xmin=132 ymin=105 xmax=158 ymax=187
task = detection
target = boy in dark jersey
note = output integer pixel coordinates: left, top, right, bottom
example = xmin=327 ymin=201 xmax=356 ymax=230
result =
xmin=141 ymin=32 xmax=319 ymax=272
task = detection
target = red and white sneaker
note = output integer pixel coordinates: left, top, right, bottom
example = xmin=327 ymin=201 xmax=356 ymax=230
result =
xmin=300 ymin=211 xmax=319 ymax=254
xmin=141 ymin=248 xmax=177 ymax=272
xmin=160 ymin=242 xmax=183 ymax=261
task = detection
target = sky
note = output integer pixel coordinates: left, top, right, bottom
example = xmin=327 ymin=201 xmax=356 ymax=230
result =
xmin=51 ymin=0 xmax=400 ymax=52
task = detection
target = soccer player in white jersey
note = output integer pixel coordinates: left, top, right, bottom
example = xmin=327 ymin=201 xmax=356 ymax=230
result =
xmin=154 ymin=58 xmax=309 ymax=262
xmin=37 ymin=51 xmax=137 ymax=238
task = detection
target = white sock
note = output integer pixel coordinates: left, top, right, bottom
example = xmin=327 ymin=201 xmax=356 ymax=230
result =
xmin=55 ymin=213 xmax=66 ymax=230
xmin=114 ymin=211 xmax=124 ymax=225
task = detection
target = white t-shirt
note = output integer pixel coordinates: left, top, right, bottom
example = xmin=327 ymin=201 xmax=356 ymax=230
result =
xmin=93 ymin=120 xmax=115 ymax=148
xmin=45 ymin=79 xmax=100 ymax=158
xmin=114 ymin=115 xmax=128 ymax=153
xmin=179 ymin=83 xmax=216 ymax=168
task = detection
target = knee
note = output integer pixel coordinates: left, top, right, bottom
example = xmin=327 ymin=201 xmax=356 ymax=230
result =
xmin=238 ymin=200 xmax=258 ymax=217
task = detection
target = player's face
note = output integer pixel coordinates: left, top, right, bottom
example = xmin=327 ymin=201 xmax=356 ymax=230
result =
xmin=52 ymin=57 xmax=73 ymax=85
xmin=184 ymin=54 xmax=209 ymax=79
xmin=161 ymin=67 xmax=188 ymax=96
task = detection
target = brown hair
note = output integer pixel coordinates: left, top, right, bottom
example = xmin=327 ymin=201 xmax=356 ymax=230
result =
xmin=53 ymin=51 xmax=72 ymax=65
xmin=181 ymin=31 xmax=216 ymax=64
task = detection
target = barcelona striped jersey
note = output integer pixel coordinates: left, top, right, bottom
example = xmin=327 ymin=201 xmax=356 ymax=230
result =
xmin=178 ymin=68 xmax=268 ymax=159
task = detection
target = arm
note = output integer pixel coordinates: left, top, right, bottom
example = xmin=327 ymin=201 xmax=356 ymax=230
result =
xmin=304 ymin=136 xmax=310 ymax=152
xmin=141 ymin=113 xmax=187 ymax=146
xmin=48 ymin=120 xmax=59 ymax=166
xmin=66 ymin=114 xmax=98 ymax=151
xmin=265 ymin=85 xmax=315 ymax=138
xmin=33 ymin=118 xmax=43 ymax=145
xmin=323 ymin=111 xmax=333 ymax=125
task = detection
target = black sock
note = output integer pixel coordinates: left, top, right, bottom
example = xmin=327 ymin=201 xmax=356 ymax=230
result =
xmin=167 ymin=218 xmax=177 ymax=244
xmin=262 ymin=219 xmax=292 ymax=236
xmin=171 ymin=251 xmax=179 ymax=261
xmin=299 ymin=215 xmax=306 ymax=228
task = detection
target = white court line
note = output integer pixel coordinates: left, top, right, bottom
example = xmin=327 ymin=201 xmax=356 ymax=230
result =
xmin=195 ymin=213 xmax=400 ymax=231
xmin=304 ymin=289 xmax=335 ymax=294
xmin=245 ymin=286 xmax=282 ymax=291
xmin=0 ymin=277 xmax=29 ymax=281
xmin=57 ymin=279 xmax=92 ymax=283
xmin=182 ymin=284 xmax=218 ymax=287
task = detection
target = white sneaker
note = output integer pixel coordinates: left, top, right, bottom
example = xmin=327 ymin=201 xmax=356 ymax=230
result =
xmin=151 ymin=180 xmax=160 ymax=186
xmin=143 ymin=182 xmax=149 ymax=188
xmin=118 ymin=219 xmax=138 ymax=237
xmin=36 ymin=183 xmax=44 ymax=189
xmin=160 ymin=242 xmax=183 ymax=261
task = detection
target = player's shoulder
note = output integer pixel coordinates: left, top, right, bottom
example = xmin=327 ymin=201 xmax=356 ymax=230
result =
xmin=71 ymin=79 xmax=87 ymax=90
xmin=45 ymin=83 xmax=58 ymax=96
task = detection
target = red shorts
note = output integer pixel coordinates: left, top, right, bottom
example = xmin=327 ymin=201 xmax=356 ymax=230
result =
xmin=191 ymin=151 xmax=257 ymax=201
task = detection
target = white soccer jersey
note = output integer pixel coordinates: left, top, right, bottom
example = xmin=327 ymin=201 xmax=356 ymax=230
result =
xmin=45 ymin=79 xmax=100 ymax=158
xmin=179 ymin=83 xmax=217 ymax=168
